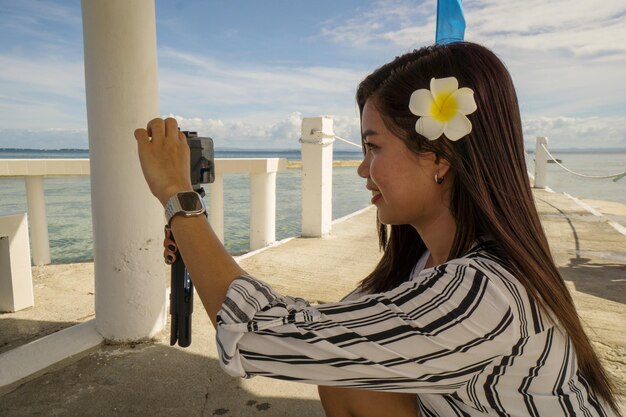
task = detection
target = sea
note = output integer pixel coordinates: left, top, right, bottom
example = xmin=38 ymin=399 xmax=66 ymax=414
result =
xmin=0 ymin=148 xmax=370 ymax=263
xmin=1 ymin=148 xmax=625 ymax=264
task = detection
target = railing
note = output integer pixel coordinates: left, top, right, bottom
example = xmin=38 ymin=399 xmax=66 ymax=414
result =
xmin=532 ymin=137 xmax=626 ymax=189
xmin=208 ymin=158 xmax=287 ymax=249
xmin=0 ymin=158 xmax=287 ymax=265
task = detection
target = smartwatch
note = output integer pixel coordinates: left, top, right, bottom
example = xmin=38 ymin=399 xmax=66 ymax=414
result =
xmin=165 ymin=191 xmax=207 ymax=226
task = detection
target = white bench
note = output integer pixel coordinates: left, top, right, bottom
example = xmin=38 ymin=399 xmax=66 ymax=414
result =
xmin=0 ymin=213 xmax=34 ymax=312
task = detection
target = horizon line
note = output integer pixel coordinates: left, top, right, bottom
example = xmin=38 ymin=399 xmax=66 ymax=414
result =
xmin=2 ymin=146 xmax=626 ymax=153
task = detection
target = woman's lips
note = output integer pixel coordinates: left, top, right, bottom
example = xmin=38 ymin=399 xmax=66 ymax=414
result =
xmin=371 ymin=192 xmax=382 ymax=204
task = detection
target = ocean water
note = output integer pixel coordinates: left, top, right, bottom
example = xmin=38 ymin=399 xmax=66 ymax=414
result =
xmin=0 ymin=148 xmax=370 ymax=263
xmin=1 ymin=149 xmax=624 ymax=264
xmin=524 ymin=151 xmax=626 ymax=205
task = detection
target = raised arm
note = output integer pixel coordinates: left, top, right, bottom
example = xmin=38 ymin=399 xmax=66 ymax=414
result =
xmin=134 ymin=117 xmax=246 ymax=327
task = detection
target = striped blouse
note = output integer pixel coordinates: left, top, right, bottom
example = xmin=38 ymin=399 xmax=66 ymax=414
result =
xmin=216 ymin=241 xmax=615 ymax=416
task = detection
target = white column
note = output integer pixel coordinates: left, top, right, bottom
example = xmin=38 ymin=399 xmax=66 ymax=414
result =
xmin=250 ymin=172 xmax=276 ymax=250
xmin=24 ymin=176 xmax=51 ymax=265
xmin=208 ymin=173 xmax=224 ymax=243
xmin=0 ymin=214 xmax=34 ymax=312
xmin=534 ymin=136 xmax=549 ymax=189
xmin=82 ymin=0 xmax=165 ymax=340
xmin=301 ymin=117 xmax=334 ymax=237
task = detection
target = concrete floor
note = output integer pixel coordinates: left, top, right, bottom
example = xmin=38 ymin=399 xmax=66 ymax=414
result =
xmin=0 ymin=190 xmax=625 ymax=416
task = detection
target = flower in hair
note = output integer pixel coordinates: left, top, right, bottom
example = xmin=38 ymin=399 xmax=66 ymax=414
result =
xmin=408 ymin=76 xmax=477 ymax=141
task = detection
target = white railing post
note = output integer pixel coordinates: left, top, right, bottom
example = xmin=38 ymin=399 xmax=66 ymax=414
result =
xmin=208 ymin=173 xmax=225 ymax=243
xmin=250 ymin=171 xmax=277 ymax=250
xmin=300 ymin=116 xmax=334 ymax=237
xmin=82 ymin=0 xmax=165 ymax=341
xmin=211 ymin=158 xmax=285 ymax=251
xmin=534 ymin=136 xmax=549 ymax=189
xmin=0 ymin=214 xmax=34 ymax=312
xmin=24 ymin=175 xmax=51 ymax=265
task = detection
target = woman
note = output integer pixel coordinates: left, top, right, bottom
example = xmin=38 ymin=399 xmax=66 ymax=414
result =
xmin=137 ymin=42 xmax=621 ymax=416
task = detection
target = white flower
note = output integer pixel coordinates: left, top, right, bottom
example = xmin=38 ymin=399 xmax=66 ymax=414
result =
xmin=408 ymin=76 xmax=477 ymax=141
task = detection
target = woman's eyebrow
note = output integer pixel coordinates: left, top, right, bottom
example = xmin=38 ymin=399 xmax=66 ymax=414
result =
xmin=361 ymin=129 xmax=378 ymax=140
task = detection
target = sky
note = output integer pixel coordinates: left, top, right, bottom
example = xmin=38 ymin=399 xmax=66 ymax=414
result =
xmin=0 ymin=0 xmax=625 ymax=150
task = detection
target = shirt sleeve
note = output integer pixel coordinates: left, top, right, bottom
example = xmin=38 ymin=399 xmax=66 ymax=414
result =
xmin=216 ymin=261 xmax=519 ymax=393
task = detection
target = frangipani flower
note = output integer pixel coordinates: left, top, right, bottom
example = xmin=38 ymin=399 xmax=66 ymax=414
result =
xmin=408 ymin=76 xmax=477 ymax=141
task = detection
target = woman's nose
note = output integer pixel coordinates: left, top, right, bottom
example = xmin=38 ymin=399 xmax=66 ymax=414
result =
xmin=357 ymin=155 xmax=369 ymax=179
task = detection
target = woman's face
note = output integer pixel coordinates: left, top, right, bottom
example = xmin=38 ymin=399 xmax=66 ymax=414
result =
xmin=357 ymin=99 xmax=451 ymax=230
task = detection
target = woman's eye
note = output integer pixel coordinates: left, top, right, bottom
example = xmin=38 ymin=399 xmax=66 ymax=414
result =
xmin=364 ymin=142 xmax=378 ymax=151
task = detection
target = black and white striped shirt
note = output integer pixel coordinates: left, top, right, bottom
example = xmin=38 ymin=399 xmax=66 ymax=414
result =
xmin=216 ymin=242 xmax=615 ymax=416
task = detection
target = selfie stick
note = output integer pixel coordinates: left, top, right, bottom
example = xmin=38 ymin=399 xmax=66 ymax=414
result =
xmin=170 ymin=131 xmax=215 ymax=348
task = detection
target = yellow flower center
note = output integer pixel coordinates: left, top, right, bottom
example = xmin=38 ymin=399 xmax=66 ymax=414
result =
xmin=430 ymin=92 xmax=458 ymax=122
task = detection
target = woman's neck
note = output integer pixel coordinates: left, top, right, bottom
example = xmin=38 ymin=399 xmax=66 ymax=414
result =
xmin=414 ymin=209 xmax=457 ymax=268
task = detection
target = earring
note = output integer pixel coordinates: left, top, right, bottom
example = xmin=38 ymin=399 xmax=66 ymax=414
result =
xmin=435 ymin=172 xmax=444 ymax=184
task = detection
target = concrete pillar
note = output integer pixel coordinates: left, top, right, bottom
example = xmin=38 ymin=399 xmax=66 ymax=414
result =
xmin=82 ymin=0 xmax=165 ymax=340
xmin=534 ymin=136 xmax=549 ymax=189
xmin=0 ymin=214 xmax=34 ymax=312
xmin=24 ymin=176 xmax=51 ymax=265
xmin=208 ymin=173 xmax=225 ymax=243
xmin=301 ymin=117 xmax=334 ymax=237
xmin=250 ymin=172 xmax=277 ymax=250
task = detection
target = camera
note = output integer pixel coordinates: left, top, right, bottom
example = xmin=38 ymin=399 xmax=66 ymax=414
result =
xmin=183 ymin=131 xmax=215 ymax=190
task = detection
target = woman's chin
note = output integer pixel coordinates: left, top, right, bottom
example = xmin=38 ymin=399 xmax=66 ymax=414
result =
xmin=376 ymin=211 xmax=394 ymax=226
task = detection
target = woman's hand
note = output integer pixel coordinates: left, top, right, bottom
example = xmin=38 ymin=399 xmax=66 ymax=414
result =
xmin=135 ymin=118 xmax=245 ymax=328
xmin=134 ymin=117 xmax=193 ymax=207
xmin=163 ymin=225 xmax=177 ymax=264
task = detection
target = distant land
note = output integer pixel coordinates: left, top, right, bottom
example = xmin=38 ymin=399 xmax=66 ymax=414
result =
xmin=0 ymin=148 xmax=365 ymax=162
xmin=523 ymin=147 xmax=626 ymax=154
xmin=0 ymin=148 xmax=89 ymax=152
xmin=0 ymin=147 xmax=363 ymax=153
xmin=1 ymin=147 xmax=625 ymax=154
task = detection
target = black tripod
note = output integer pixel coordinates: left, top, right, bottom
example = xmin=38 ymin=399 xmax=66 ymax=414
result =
xmin=169 ymin=132 xmax=214 ymax=348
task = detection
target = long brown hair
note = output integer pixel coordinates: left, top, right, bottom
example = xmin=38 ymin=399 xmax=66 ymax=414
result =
xmin=356 ymin=42 xmax=619 ymax=413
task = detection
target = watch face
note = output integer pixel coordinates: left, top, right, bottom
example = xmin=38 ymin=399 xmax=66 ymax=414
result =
xmin=178 ymin=192 xmax=203 ymax=211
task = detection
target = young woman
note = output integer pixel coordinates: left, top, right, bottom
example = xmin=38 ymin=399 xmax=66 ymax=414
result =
xmin=137 ymin=42 xmax=621 ymax=416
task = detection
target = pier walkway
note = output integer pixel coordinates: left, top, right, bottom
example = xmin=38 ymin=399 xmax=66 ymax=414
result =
xmin=1 ymin=189 xmax=625 ymax=416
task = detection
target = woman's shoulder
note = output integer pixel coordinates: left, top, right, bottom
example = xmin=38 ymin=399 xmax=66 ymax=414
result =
xmin=444 ymin=238 xmax=516 ymax=278
xmin=441 ymin=239 xmax=552 ymax=337
xmin=439 ymin=239 xmax=528 ymax=300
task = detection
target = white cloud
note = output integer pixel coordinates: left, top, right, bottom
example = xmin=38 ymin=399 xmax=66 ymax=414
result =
xmin=0 ymin=128 xmax=88 ymax=149
xmin=168 ymin=112 xmax=362 ymax=150
xmin=2 ymin=0 xmax=624 ymax=151
xmin=466 ymin=0 xmax=626 ymax=119
xmin=522 ymin=116 xmax=626 ymax=149
xmin=465 ymin=0 xmax=626 ymax=58
xmin=170 ymin=112 xmax=626 ymax=151
xmin=320 ymin=0 xmax=626 ymax=59
xmin=159 ymin=48 xmax=366 ymax=119
xmin=319 ymin=0 xmax=435 ymax=47
xmin=0 ymin=55 xmax=85 ymax=101
xmin=3 ymin=0 xmax=82 ymax=25
xmin=0 ymin=54 xmax=86 ymax=129
xmin=317 ymin=0 xmax=626 ymax=145
xmin=0 ymin=43 xmax=367 ymax=148
xmin=168 ymin=113 xmax=304 ymax=149
xmin=1 ymin=113 xmax=622 ymax=151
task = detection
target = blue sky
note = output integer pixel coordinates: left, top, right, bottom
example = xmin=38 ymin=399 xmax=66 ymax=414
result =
xmin=0 ymin=0 xmax=625 ymax=150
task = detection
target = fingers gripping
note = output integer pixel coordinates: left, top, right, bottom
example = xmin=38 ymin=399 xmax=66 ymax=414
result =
xmin=164 ymin=118 xmax=180 ymax=140
xmin=163 ymin=226 xmax=177 ymax=264
xmin=142 ymin=117 xmax=179 ymax=142
xmin=147 ymin=118 xmax=166 ymax=139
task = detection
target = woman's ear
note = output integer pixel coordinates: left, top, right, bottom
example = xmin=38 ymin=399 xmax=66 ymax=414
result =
xmin=436 ymin=157 xmax=452 ymax=178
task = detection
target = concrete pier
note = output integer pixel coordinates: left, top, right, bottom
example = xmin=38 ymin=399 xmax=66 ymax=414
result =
xmin=0 ymin=189 xmax=624 ymax=416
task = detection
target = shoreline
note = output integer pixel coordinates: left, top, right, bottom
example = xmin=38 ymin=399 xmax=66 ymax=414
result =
xmin=287 ymin=159 xmax=361 ymax=169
